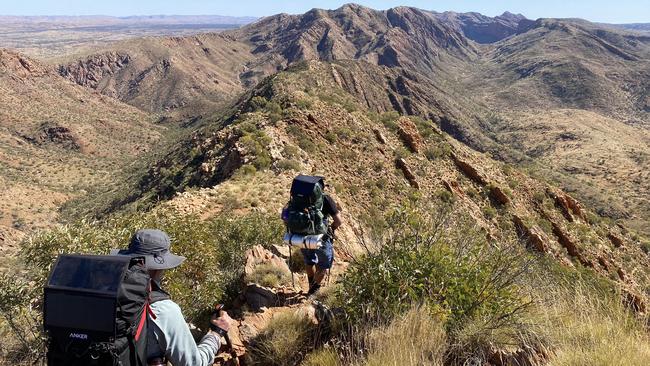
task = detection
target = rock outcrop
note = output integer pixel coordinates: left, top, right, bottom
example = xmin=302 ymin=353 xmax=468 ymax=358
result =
xmin=0 ymin=49 xmax=48 ymax=78
xmin=397 ymin=117 xmax=424 ymax=153
xmin=489 ymin=184 xmax=510 ymax=205
xmin=58 ymin=52 xmax=131 ymax=91
xmin=513 ymin=215 xmax=549 ymax=253
xmin=551 ymin=191 xmax=588 ymax=223
xmin=451 ymin=153 xmax=488 ymax=185
xmin=396 ymin=158 xmax=420 ymax=189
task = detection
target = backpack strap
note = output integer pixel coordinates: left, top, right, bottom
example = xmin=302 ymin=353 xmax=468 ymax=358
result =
xmin=135 ymin=281 xmax=156 ymax=342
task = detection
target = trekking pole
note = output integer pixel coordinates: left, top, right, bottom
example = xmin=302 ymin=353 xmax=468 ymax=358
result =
xmin=288 ymin=242 xmax=295 ymax=289
xmin=214 ymin=304 xmax=240 ymax=366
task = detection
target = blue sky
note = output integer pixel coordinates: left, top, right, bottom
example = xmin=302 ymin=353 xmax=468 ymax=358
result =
xmin=1 ymin=0 xmax=648 ymax=23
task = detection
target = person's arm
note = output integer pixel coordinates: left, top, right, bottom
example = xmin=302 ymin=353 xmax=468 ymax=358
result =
xmin=150 ymin=300 xmax=228 ymax=366
xmin=331 ymin=212 xmax=342 ymax=231
xmin=324 ymin=195 xmax=342 ymax=231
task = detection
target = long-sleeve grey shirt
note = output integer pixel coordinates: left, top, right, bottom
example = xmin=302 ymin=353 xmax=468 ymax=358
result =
xmin=147 ymin=299 xmax=221 ymax=366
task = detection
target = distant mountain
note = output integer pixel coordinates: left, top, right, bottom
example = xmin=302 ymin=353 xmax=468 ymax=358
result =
xmin=616 ymin=23 xmax=650 ymax=32
xmin=431 ymin=11 xmax=535 ymax=43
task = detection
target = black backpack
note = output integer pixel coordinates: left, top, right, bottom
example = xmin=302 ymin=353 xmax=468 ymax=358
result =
xmin=43 ymin=254 xmax=165 ymax=366
xmin=285 ymin=175 xmax=328 ymax=235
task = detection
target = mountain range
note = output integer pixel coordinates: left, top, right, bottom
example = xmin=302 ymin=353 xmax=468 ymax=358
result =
xmin=49 ymin=4 xmax=650 ymax=236
xmin=1 ymin=3 xmax=650 ymax=364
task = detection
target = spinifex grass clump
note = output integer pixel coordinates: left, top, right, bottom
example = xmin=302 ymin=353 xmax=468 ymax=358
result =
xmin=248 ymin=311 xmax=316 ymax=366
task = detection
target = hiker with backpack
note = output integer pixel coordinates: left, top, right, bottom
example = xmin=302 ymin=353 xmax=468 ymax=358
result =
xmin=43 ymin=229 xmax=233 ymax=366
xmin=116 ymin=229 xmax=233 ymax=366
xmin=282 ymin=175 xmax=342 ymax=296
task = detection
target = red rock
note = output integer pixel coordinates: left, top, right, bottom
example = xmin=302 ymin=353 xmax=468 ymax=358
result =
xmin=489 ymin=184 xmax=510 ymax=205
xmin=513 ymin=215 xmax=549 ymax=253
xmin=451 ymin=153 xmax=488 ymax=185
xmin=396 ymin=158 xmax=420 ymax=189
xmin=397 ymin=117 xmax=423 ymax=153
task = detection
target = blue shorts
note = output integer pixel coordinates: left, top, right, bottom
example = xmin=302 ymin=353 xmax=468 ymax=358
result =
xmin=301 ymin=238 xmax=334 ymax=270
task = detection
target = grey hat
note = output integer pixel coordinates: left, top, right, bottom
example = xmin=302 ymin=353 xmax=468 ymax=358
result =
xmin=111 ymin=229 xmax=186 ymax=270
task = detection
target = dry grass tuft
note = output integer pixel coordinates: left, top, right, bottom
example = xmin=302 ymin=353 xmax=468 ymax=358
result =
xmin=542 ymin=284 xmax=650 ymax=366
xmin=302 ymin=348 xmax=340 ymax=366
xmin=245 ymin=263 xmax=291 ymax=288
xmin=249 ymin=311 xmax=315 ymax=366
xmin=361 ymin=305 xmax=446 ymax=366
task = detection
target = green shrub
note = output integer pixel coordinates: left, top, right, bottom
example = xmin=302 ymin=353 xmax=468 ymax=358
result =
xmin=482 ymin=205 xmax=497 ymax=220
xmin=394 ymin=146 xmax=410 ymax=160
xmin=277 ymin=159 xmax=301 ymax=172
xmin=336 ymin=206 xmax=529 ymax=331
xmin=325 ymin=131 xmax=337 ymax=143
xmin=283 ymin=145 xmax=300 ymax=158
xmin=641 ymin=240 xmax=650 ymax=255
xmin=436 ymin=189 xmax=455 ymax=203
xmin=410 ymin=116 xmax=436 ymax=139
xmin=424 ymin=144 xmax=450 ymax=160
xmin=239 ymin=129 xmax=272 ymax=170
xmin=236 ymin=164 xmax=257 ymax=177
xmin=380 ymin=111 xmax=400 ymax=131
xmin=287 ymin=125 xmax=317 ymax=153
xmin=295 ymin=99 xmax=313 ymax=110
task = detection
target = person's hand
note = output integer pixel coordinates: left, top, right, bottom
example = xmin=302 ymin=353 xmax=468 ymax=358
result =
xmin=210 ymin=310 xmax=232 ymax=334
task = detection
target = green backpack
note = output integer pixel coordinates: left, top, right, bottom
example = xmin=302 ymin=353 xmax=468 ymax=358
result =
xmin=286 ymin=175 xmax=328 ymax=236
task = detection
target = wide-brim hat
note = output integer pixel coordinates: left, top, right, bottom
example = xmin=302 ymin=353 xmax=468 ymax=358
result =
xmin=111 ymin=229 xmax=186 ymax=270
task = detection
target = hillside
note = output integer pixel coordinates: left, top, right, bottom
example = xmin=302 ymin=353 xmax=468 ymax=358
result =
xmin=56 ymin=5 xmax=650 ymax=236
xmin=2 ymin=4 xmax=650 ymax=365
xmin=0 ymin=49 xmax=162 ymax=250
xmin=463 ymin=18 xmax=650 ymax=233
xmin=83 ymin=58 xmax=650 ymax=303
xmin=53 ymin=59 xmax=647 ymax=364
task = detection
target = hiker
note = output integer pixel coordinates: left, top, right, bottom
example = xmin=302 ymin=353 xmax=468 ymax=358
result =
xmin=115 ymin=229 xmax=232 ymax=366
xmin=283 ymin=175 xmax=342 ymax=295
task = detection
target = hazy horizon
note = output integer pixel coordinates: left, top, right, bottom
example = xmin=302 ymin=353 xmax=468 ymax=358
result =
xmin=1 ymin=1 xmax=648 ymax=24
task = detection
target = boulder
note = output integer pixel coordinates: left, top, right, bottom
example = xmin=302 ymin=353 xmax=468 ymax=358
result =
xmin=489 ymin=184 xmax=510 ymax=205
xmin=244 ymin=245 xmax=290 ymax=277
xmin=397 ymin=117 xmax=423 ymax=153
xmin=552 ymin=191 xmax=588 ymax=223
xmin=373 ymin=128 xmax=387 ymax=144
xmin=622 ymin=288 xmax=647 ymax=314
xmin=513 ymin=215 xmax=549 ymax=253
xmin=396 ymin=158 xmax=420 ymax=189
xmin=451 ymin=153 xmax=488 ymax=185
xmin=270 ymin=244 xmax=290 ymax=258
xmin=551 ymin=221 xmax=593 ymax=267
xmin=245 ymin=284 xmax=280 ymax=311
xmin=607 ymin=232 xmax=624 ymax=248
xmin=442 ymin=179 xmax=464 ymax=197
